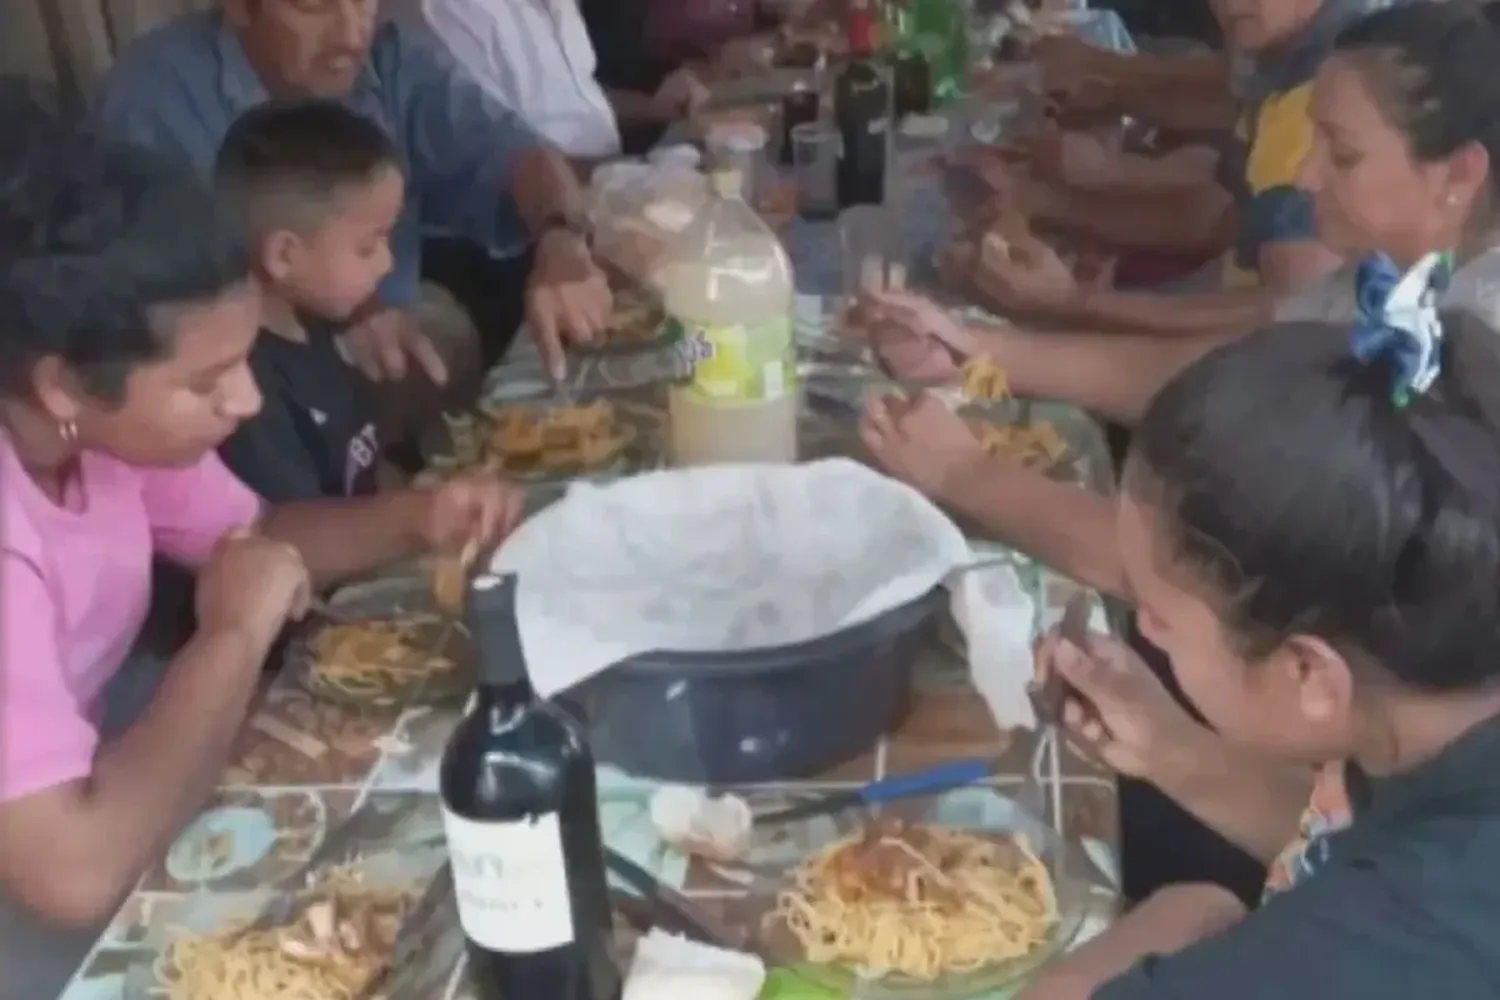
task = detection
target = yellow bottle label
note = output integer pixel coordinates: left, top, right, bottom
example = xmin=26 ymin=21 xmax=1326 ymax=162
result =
xmin=667 ymin=316 xmax=797 ymax=404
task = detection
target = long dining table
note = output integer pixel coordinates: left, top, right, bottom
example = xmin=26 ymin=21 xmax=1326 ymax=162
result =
xmin=57 ymin=13 xmax=1139 ymax=999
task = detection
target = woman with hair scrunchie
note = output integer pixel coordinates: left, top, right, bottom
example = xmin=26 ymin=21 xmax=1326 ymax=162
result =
xmin=1011 ymin=252 xmax=1500 ymax=999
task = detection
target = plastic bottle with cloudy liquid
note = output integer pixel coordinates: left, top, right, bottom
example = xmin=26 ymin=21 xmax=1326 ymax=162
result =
xmin=655 ymin=168 xmax=798 ymax=466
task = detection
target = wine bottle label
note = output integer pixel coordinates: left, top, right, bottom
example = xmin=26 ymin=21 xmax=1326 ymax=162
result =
xmin=443 ymin=809 xmax=575 ymax=953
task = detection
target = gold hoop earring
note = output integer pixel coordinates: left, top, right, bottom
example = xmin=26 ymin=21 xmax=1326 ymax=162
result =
xmin=58 ymin=420 xmax=78 ymax=444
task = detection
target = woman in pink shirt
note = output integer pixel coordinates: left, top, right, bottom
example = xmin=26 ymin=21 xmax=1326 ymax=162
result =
xmin=0 ymin=89 xmax=522 ymax=928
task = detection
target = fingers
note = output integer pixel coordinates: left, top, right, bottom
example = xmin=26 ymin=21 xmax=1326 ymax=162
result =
xmin=529 ymin=294 xmax=568 ymax=383
xmin=860 ymin=394 xmax=895 ymax=442
xmin=498 ymin=484 xmax=526 ymax=537
xmin=376 ymin=326 xmax=408 ymax=381
xmin=864 ymin=288 xmax=931 ymax=321
xmin=1060 ymin=697 xmax=1113 ymax=769
xmin=406 ymin=329 xmax=449 ymax=386
xmin=1032 ymin=631 xmax=1060 ymax=680
xmin=1050 ymin=634 xmax=1145 ymax=730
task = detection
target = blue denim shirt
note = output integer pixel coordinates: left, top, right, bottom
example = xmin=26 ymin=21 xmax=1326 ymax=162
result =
xmin=94 ymin=12 xmax=544 ymax=306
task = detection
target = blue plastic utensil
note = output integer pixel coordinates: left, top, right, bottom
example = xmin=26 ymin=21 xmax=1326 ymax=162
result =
xmin=752 ymin=757 xmax=994 ymax=827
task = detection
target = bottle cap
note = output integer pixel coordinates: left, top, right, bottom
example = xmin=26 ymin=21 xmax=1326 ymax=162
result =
xmin=465 ymin=572 xmax=529 ymax=688
xmin=708 ymin=169 xmax=745 ymax=197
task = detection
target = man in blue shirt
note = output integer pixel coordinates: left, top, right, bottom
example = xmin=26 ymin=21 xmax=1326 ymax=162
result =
xmin=97 ymin=0 xmax=608 ymax=385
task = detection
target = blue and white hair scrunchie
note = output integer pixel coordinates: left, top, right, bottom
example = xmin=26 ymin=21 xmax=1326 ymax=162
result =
xmin=1350 ymin=251 xmax=1454 ymax=407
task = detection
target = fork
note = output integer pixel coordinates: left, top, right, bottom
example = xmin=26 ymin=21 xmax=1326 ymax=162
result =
xmin=1016 ymin=593 xmax=1091 ymax=836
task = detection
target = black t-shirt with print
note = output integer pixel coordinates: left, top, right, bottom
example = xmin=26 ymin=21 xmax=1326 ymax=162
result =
xmin=1097 ymin=713 xmax=1500 ymax=1000
xmin=219 ymin=325 xmax=380 ymax=503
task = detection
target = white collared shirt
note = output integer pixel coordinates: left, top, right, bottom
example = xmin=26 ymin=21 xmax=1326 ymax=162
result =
xmin=419 ymin=0 xmax=621 ymax=158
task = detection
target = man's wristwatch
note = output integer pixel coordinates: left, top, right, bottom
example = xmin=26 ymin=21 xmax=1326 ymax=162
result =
xmin=537 ymin=211 xmax=594 ymax=250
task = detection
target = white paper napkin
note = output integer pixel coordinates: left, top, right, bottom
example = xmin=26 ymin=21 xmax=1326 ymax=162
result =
xmin=622 ymin=930 xmax=766 ymax=1000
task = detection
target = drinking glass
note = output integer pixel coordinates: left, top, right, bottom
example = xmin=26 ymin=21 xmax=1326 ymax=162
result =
xmin=791 ymin=122 xmax=840 ymax=219
xmin=705 ymin=125 xmax=770 ymax=202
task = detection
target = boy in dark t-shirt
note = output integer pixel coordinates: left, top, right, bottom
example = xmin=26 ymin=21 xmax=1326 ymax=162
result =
xmin=214 ymin=100 xmax=401 ymax=503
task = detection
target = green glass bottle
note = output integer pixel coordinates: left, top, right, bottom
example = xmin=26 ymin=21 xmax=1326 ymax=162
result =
xmin=889 ymin=0 xmax=969 ymax=106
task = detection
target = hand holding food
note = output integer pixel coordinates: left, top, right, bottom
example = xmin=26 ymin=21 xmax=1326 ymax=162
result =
xmin=196 ymin=529 xmax=312 ymax=644
xmin=861 ymin=391 xmax=991 ymax=500
xmin=1035 ymin=629 xmax=1204 ymax=781
xmin=415 ymin=472 xmax=526 ymax=555
xmin=861 ymin=289 xmax=983 ymax=381
xmin=974 ymin=221 xmax=1080 ymax=312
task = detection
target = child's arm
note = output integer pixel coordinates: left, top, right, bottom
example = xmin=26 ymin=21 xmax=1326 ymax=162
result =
xmin=1017 ymin=884 xmax=1247 ymax=1000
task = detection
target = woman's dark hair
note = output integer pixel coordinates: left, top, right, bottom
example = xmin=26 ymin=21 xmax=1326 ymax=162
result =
xmin=1334 ymin=1 xmax=1500 ymax=187
xmin=0 ymin=81 xmax=250 ymax=403
xmin=1131 ymin=312 xmax=1500 ymax=693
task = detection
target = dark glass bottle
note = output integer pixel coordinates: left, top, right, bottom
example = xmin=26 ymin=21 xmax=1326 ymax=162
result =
xmin=441 ymin=573 xmax=621 ymax=1000
xmin=834 ymin=0 xmax=890 ymax=209
xmin=891 ymin=46 xmax=932 ymax=118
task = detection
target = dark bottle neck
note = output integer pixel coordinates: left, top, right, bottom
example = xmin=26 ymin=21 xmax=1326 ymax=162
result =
xmin=477 ymin=675 xmax=535 ymax=724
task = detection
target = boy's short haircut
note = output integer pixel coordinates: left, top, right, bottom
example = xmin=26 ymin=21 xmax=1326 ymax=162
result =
xmin=215 ymin=99 xmax=400 ymax=238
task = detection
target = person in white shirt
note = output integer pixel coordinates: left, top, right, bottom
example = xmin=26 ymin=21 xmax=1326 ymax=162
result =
xmin=419 ymin=0 xmax=708 ymax=160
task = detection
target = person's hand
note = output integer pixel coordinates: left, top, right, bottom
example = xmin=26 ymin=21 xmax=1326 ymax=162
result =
xmin=527 ymin=229 xmax=613 ymax=381
xmin=196 ymin=530 xmax=311 ymax=645
xmin=860 ymin=391 xmax=990 ymax=501
xmin=339 ymin=307 xmax=448 ymax=385
xmin=936 ymin=239 xmax=979 ymax=293
xmin=414 ymin=472 xmax=527 ymax=554
xmin=1035 ymin=630 xmax=1207 ymax=781
xmin=957 ymin=155 xmax=1056 ymax=219
xmin=974 ymin=226 xmax=1079 ymax=312
xmin=860 ymin=289 xmax=983 ymax=381
xmin=1034 ymin=36 xmax=1120 ymax=111
xmin=1012 ymin=127 xmax=1117 ymax=191
xmin=717 ymin=35 xmax=777 ymax=78
xmin=649 ymin=67 xmax=711 ymax=121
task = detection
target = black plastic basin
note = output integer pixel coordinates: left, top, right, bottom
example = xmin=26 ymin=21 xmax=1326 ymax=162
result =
xmin=563 ymin=589 xmax=943 ymax=785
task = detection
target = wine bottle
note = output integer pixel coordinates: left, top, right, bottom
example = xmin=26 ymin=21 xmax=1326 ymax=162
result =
xmin=441 ymin=573 xmax=621 ymax=1000
xmin=834 ymin=0 xmax=890 ymax=209
xmin=886 ymin=0 xmax=933 ymax=117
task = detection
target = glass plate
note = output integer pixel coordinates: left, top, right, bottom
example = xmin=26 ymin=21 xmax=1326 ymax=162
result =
xmin=752 ymin=787 xmax=1090 ymax=1000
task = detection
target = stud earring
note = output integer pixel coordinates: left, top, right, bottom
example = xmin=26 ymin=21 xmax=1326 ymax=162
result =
xmin=57 ymin=419 xmax=77 ymax=444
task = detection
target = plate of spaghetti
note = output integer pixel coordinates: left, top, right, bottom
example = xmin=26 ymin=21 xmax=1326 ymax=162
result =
xmin=152 ymin=870 xmax=418 ymax=1000
xmin=759 ymin=790 xmax=1090 ymax=999
xmin=287 ymin=576 xmax=471 ymax=709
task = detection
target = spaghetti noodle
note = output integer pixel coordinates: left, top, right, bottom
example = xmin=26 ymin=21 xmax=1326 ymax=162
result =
xmin=771 ymin=820 xmax=1057 ymax=981
xmin=162 ymin=876 xmax=413 ymax=1000
xmin=306 ymin=617 xmax=458 ymax=704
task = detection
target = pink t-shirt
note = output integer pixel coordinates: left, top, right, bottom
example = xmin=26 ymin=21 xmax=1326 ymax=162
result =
xmin=0 ymin=435 xmax=261 ymax=801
